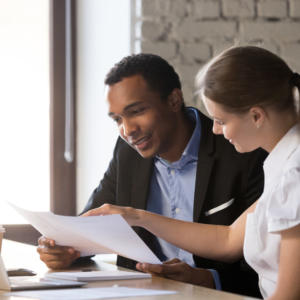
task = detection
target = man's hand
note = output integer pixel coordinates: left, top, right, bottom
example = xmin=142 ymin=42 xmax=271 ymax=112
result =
xmin=37 ymin=236 xmax=80 ymax=270
xmin=136 ymin=258 xmax=215 ymax=288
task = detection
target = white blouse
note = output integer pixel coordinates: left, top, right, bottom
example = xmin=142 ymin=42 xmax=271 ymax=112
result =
xmin=244 ymin=124 xmax=300 ymax=298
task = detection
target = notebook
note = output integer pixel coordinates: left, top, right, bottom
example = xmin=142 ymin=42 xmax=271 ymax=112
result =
xmin=45 ymin=270 xmax=151 ymax=282
xmin=0 ymin=254 xmax=86 ymax=291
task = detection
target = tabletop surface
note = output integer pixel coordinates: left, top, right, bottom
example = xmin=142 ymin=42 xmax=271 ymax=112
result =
xmin=0 ymin=239 xmax=258 ymax=300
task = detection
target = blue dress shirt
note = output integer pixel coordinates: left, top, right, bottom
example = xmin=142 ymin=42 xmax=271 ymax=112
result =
xmin=147 ymin=107 xmax=201 ymax=266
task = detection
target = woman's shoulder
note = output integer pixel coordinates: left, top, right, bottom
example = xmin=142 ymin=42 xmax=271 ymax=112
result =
xmin=285 ymin=142 xmax=300 ymax=170
xmin=267 ymin=157 xmax=300 ymax=233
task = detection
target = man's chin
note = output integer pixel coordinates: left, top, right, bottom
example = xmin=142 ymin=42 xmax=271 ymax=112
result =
xmin=136 ymin=147 xmax=156 ymax=159
xmin=123 ymin=138 xmax=157 ymax=158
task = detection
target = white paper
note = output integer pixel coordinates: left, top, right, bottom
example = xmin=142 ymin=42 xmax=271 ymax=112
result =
xmin=10 ymin=203 xmax=161 ymax=264
xmin=7 ymin=286 xmax=177 ymax=300
xmin=45 ymin=270 xmax=151 ymax=281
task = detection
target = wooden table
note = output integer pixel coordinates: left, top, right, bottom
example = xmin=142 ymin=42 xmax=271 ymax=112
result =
xmin=0 ymin=239 xmax=258 ymax=300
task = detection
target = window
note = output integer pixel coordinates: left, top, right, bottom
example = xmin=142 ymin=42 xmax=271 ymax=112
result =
xmin=0 ymin=0 xmax=50 ymax=224
xmin=1 ymin=0 xmax=76 ymax=244
xmin=1 ymin=0 xmax=131 ymax=245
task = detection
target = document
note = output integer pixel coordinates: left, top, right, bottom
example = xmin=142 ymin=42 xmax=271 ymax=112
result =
xmin=7 ymin=286 xmax=177 ymax=300
xmin=45 ymin=270 xmax=151 ymax=281
xmin=10 ymin=203 xmax=161 ymax=264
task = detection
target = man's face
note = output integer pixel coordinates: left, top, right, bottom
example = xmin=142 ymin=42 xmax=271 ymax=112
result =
xmin=106 ymin=75 xmax=179 ymax=159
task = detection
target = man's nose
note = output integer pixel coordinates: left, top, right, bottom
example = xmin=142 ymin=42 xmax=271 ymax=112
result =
xmin=121 ymin=118 xmax=138 ymax=138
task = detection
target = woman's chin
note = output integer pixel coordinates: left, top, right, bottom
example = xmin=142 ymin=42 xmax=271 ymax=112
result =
xmin=233 ymin=144 xmax=246 ymax=153
xmin=234 ymin=144 xmax=258 ymax=153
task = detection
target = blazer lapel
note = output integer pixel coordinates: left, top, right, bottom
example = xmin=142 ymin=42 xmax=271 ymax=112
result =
xmin=128 ymin=110 xmax=216 ymax=219
xmin=131 ymin=156 xmax=154 ymax=210
xmin=193 ymin=112 xmax=215 ymax=221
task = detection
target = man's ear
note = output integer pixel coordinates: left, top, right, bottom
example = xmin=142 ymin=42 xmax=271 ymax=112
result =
xmin=249 ymin=106 xmax=266 ymax=129
xmin=167 ymin=89 xmax=184 ymax=112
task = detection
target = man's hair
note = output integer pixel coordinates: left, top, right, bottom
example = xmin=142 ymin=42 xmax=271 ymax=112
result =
xmin=105 ymin=53 xmax=182 ymax=99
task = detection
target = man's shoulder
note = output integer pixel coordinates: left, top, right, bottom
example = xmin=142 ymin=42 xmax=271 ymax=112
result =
xmin=114 ymin=137 xmax=138 ymax=156
xmin=115 ymin=137 xmax=131 ymax=151
xmin=113 ymin=137 xmax=152 ymax=163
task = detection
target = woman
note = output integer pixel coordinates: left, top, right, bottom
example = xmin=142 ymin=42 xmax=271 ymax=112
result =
xmin=84 ymin=46 xmax=300 ymax=299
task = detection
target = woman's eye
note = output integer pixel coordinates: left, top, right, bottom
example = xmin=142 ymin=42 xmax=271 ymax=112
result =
xmin=215 ymin=120 xmax=224 ymax=125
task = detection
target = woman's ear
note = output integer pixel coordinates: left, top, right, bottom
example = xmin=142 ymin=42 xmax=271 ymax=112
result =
xmin=250 ymin=106 xmax=266 ymax=129
xmin=167 ymin=89 xmax=184 ymax=112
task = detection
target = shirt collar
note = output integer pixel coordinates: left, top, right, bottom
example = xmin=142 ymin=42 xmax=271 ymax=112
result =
xmin=264 ymin=123 xmax=300 ymax=184
xmin=155 ymin=107 xmax=201 ymax=169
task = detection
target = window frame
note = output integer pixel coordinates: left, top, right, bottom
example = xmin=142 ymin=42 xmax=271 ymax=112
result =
xmin=4 ymin=0 xmax=77 ymax=245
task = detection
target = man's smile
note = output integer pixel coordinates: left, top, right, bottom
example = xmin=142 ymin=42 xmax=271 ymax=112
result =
xmin=131 ymin=134 xmax=152 ymax=151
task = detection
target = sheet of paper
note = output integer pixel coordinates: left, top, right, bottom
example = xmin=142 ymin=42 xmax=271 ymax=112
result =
xmin=10 ymin=203 xmax=161 ymax=264
xmin=45 ymin=270 xmax=151 ymax=281
xmin=7 ymin=286 xmax=177 ymax=300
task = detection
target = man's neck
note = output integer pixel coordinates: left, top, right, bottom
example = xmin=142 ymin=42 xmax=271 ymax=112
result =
xmin=159 ymin=112 xmax=195 ymax=162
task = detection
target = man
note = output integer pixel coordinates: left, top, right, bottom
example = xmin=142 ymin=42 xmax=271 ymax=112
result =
xmin=38 ymin=54 xmax=266 ymax=297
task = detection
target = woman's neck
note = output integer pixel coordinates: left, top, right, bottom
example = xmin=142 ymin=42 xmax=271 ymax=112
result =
xmin=262 ymin=111 xmax=298 ymax=153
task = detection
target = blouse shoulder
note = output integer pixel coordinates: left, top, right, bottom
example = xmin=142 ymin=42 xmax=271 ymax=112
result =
xmin=268 ymin=149 xmax=300 ymax=233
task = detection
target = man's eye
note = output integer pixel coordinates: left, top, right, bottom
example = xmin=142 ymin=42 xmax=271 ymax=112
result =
xmin=113 ymin=117 xmax=121 ymax=124
xmin=131 ymin=107 xmax=146 ymax=114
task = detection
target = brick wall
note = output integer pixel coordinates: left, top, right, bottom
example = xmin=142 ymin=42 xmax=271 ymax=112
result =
xmin=132 ymin=0 xmax=300 ymax=108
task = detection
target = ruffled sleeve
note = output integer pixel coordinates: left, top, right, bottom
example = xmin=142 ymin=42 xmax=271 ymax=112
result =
xmin=267 ymin=167 xmax=300 ymax=233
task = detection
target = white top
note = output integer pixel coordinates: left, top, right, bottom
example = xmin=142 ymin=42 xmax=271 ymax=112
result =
xmin=244 ymin=124 xmax=300 ymax=298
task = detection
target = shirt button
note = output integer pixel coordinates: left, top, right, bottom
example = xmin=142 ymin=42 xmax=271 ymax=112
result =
xmin=170 ymin=169 xmax=175 ymax=175
xmin=175 ymin=208 xmax=180 ymax=214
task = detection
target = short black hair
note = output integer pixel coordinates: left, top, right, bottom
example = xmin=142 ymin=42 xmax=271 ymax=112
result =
xmin=105 ymin=53 xmax=182 ymax=99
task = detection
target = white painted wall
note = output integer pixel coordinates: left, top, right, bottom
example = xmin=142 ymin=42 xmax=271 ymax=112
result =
xmin=76 ymin=0 xmax=131 ymax=213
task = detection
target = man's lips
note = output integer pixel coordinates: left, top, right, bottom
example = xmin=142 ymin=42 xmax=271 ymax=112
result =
xmin=133 ymin=136 xmax=150 ymax=145
xmin=131 ymin=135 xmax=152 ymax=150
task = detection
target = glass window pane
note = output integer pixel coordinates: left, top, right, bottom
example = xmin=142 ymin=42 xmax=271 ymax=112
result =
xmin=0 ymin=0 xmax=50 ymax=224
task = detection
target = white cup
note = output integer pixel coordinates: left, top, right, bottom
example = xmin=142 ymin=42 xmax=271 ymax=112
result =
xmin=0 ymin=226 xmax=5 ymax=253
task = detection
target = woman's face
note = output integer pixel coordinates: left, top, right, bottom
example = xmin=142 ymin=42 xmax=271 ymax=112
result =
xmin=203 ymin=96 xmax=261 ymax=153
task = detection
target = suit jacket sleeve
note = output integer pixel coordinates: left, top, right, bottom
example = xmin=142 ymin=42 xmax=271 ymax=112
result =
xmin=78 ymin=137 xmax=154 ymax=270
xmin=80 ymin=139 xmax=120 ymax=215
xmin=72 ymin=139 xmax=119 ymax=263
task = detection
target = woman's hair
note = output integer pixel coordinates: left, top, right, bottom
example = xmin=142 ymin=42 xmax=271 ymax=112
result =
xmin=196 ymin=46 xmax=300 ymax=115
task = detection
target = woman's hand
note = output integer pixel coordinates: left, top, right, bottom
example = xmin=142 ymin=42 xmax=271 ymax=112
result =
xmin=82 ymin=204 xmax=143 ymax=226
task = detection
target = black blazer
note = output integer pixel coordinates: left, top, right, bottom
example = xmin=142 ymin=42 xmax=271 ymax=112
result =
xmin=83 ymin=110 xmax=266 ymax=298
